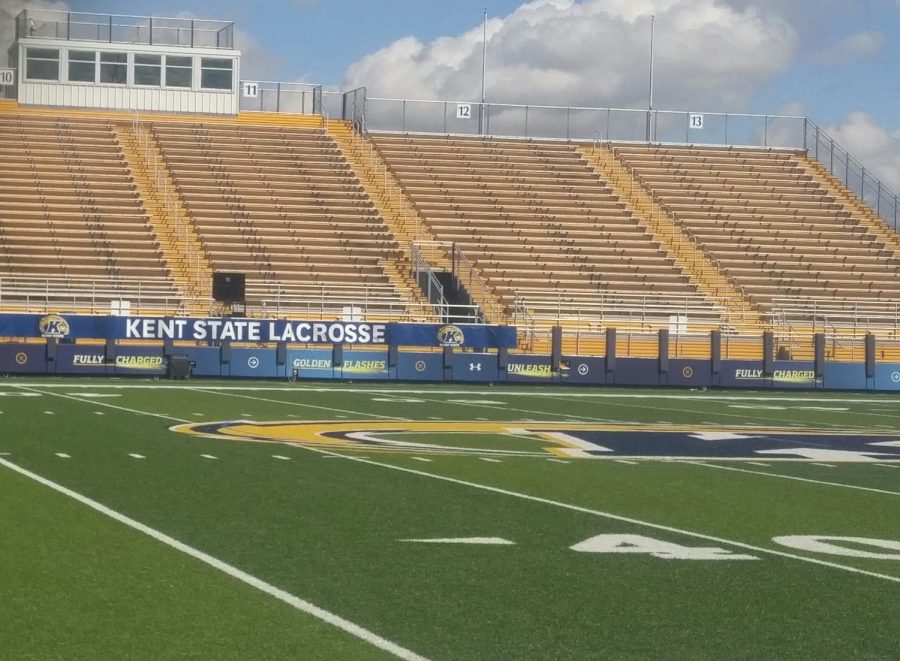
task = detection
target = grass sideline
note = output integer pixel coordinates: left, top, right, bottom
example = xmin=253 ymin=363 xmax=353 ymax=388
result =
xmin=1 ymin=379 xmax=898 ymax=659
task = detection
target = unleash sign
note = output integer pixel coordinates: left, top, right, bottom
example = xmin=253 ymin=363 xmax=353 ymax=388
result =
xmin=0 ymin=314 xmax=517 ymax=349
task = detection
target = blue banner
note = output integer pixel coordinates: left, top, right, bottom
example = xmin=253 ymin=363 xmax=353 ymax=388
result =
xmin=505 ymin=355 xmax=553 ymax=383
xmin=0 ymin=314 xmax=516 ymax=348
xmin=452 ymin=352 xmax=499 ymax=382
xmin=874 ymin=363 xmax=900 ymax=391
xmin=666 ymin=359 xmax=713 ymax=388
xmin=0 ymin=343 xmax=47 ymax=374
xmin=339 ymin=350 xmax=390 ymax=380
xmin=614 ymin=358 xmax=661 ymax=386
xmin=113 ymin=346 xmax=166 ymax=376
xmin=397 ymin=352 xmax=443 ymax=381
xmin=228 ymin=348 xmax=280 ymax=378
xmin=560 ymin=356 xmax=606 ymax=384
xmin=288 ymin=349 xmax=334 ymax=379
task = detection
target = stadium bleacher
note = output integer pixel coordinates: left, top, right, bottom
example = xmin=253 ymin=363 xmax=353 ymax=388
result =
xmin=613 ymin=144 xmax=900 ymax=314
xmin=369 ymin=133 xmax=730 ymax=331
xmin=0 ymin=111 xmax=180 ymax=313
xmin=149 ymin=120 xmax=430 ymax=320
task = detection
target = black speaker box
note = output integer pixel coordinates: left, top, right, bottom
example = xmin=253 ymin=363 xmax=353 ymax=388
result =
xmin=762 ymin=331 xmax=774 ymax=376
xmin=658 ymin=328 xmax=669 ymax=373
xmin=814 ymin=334 xmax=825 ymax=377
xmin=710 ymin=330 xmax=721 ymax=374
xmin=167 ymin=355 xmax=192 ymax=380
xmin=551 ymin=326 xmax=562 ymax=371
xmin=865 ymin=333 xmax=876 ymax=378
xmin=605 ymin=328 xmax=616 ymax=372
xmin=212 ymin=272 xmax=246 ymax=303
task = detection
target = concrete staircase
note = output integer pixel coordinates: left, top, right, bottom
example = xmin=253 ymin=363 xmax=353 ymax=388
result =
xmin=327 ymin=120 xmax=447 ymax=321
xmin=579 ymin=144 xmax=764 ymax=333
xmin=114 ymin=120 xmax=212 ymax=312
xmin=798 ymin=155 xmax=900 ymax=258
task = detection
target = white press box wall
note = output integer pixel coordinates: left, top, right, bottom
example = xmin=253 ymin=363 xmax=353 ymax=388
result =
xmin=12 ymin=37 xmax=239 ymax=115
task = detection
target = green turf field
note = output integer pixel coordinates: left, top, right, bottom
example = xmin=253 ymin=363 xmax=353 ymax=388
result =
xmin=1 ymin=378 xmax=898 ymax=660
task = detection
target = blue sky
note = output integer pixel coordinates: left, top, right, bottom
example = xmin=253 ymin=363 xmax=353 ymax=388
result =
xmin=4 ymin=0 xmax=900 ymax=187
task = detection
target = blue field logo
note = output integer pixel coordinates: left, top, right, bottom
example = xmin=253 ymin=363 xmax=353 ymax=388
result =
xmin=38 ymin=314 xmax=70 ymax=339
xmin=172 ymin=420 xmax=900 ymax=462
xmin=437 ymin=325 xmax=464 ymax=347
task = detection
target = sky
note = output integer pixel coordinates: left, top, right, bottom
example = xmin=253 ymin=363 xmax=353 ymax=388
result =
xmin=2 ymin=0 xmax=899 ymax=189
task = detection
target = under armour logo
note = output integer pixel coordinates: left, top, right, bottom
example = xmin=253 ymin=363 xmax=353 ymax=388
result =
xmin=469 ymin=362 xmax=482 ymax=371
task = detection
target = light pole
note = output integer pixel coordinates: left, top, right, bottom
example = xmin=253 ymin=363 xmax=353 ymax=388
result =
xmin=646 ymin=14 xmax=655 ymax=142
xmin=479 ymin=6 xmax=487 ymax=135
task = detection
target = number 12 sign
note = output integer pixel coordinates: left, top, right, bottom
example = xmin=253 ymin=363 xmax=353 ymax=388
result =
xmin=456 ymin=104 xmax=472 ymax=120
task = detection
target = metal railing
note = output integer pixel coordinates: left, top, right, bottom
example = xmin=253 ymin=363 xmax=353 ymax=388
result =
xmin=228 ymin=84 xmax=900 ymax=233
xmin=413 ymin=242 xmax=502 ymax=324
xmin=0 ymin=275 xmax=191 ymax=315
xmin=361 ymin=97 xmax=896 ymax=232
xmin=131 ymin=113 xmax=206 ymax=300
xmin=365 ymin=97 xmax=808 ymax=147
xmin=238 ymin=81 xmax=323 ymax=115
xmin=805 ymin=121 xmax=899 ymax=231
xmin=16 ymin=9 xmax=234 ymax=48
xmin=410 ymin=244 xmax=449 ymax=320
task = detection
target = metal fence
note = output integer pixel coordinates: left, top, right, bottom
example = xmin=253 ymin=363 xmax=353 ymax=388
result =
xmin=805 ymin=121 xmax=899 ymax=231
xmin=364 ymin=97 xmax=809 ymax=147
xmin=16 ymin=9 xmax=234 ymax=49
xmin=360 ymin=96 xmax=897 ymax=233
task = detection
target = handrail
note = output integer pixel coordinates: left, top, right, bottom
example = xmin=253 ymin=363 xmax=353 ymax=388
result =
xmin=413 ymin=240 xmax=502 ymax=323
xmin=131 ymin=112 xmax=205 ymax=300
xmin=410 ymin=244 xmax=450 ymax=321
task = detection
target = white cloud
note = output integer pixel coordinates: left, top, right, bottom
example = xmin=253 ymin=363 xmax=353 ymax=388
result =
xmin=233 ymin=27 xmax=284 ymax=81
xmin=823 ymin=112 xmax=900 ymax=193
xmin=342 ymin=0 xmax=796 ymax=113
xmin=0 ymin=0 xmax=69 ymax=66
xmin=809 ymin=31 xmax=883 ymax=66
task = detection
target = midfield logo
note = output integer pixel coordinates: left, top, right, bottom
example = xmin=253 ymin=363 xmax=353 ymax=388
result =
xmin=171 ymin=421 xmax=900 ymax=462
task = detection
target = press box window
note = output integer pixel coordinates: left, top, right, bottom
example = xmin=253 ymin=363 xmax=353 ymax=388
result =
xmin=99 ymin=52 xmax=127 ymax=84
xmin=200 ymin=57 xmax=233 ymax=90
xmin=68 ymin=50 xmax=96 ymax=83
xmin=134 ymin=54 xmax=161 ymax=86
xmin=165 ymin=56 xmax=192 ymax=88
xmin=25 ymin=48 xmax=59 ymax=81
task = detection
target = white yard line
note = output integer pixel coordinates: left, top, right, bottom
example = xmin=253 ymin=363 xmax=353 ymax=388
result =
xmin=614 ymin=460 xmax=639 ymax=465
xmin=195 ymin=388 xmax=407 ymax=421
xmin=687 ymin=462 xmax=900 ymax=497
xmin=287 ymin=446 xmax=900 ymax=585
xmin=16 ymin=386 xmax=191 ymax=423
xmin=13 ymin=383 xmax=900 ymax=405
xmin=0 ymin=457 xmax=428 ymax=661
xmin=19 ymin=383 xmax=900 ymax=587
